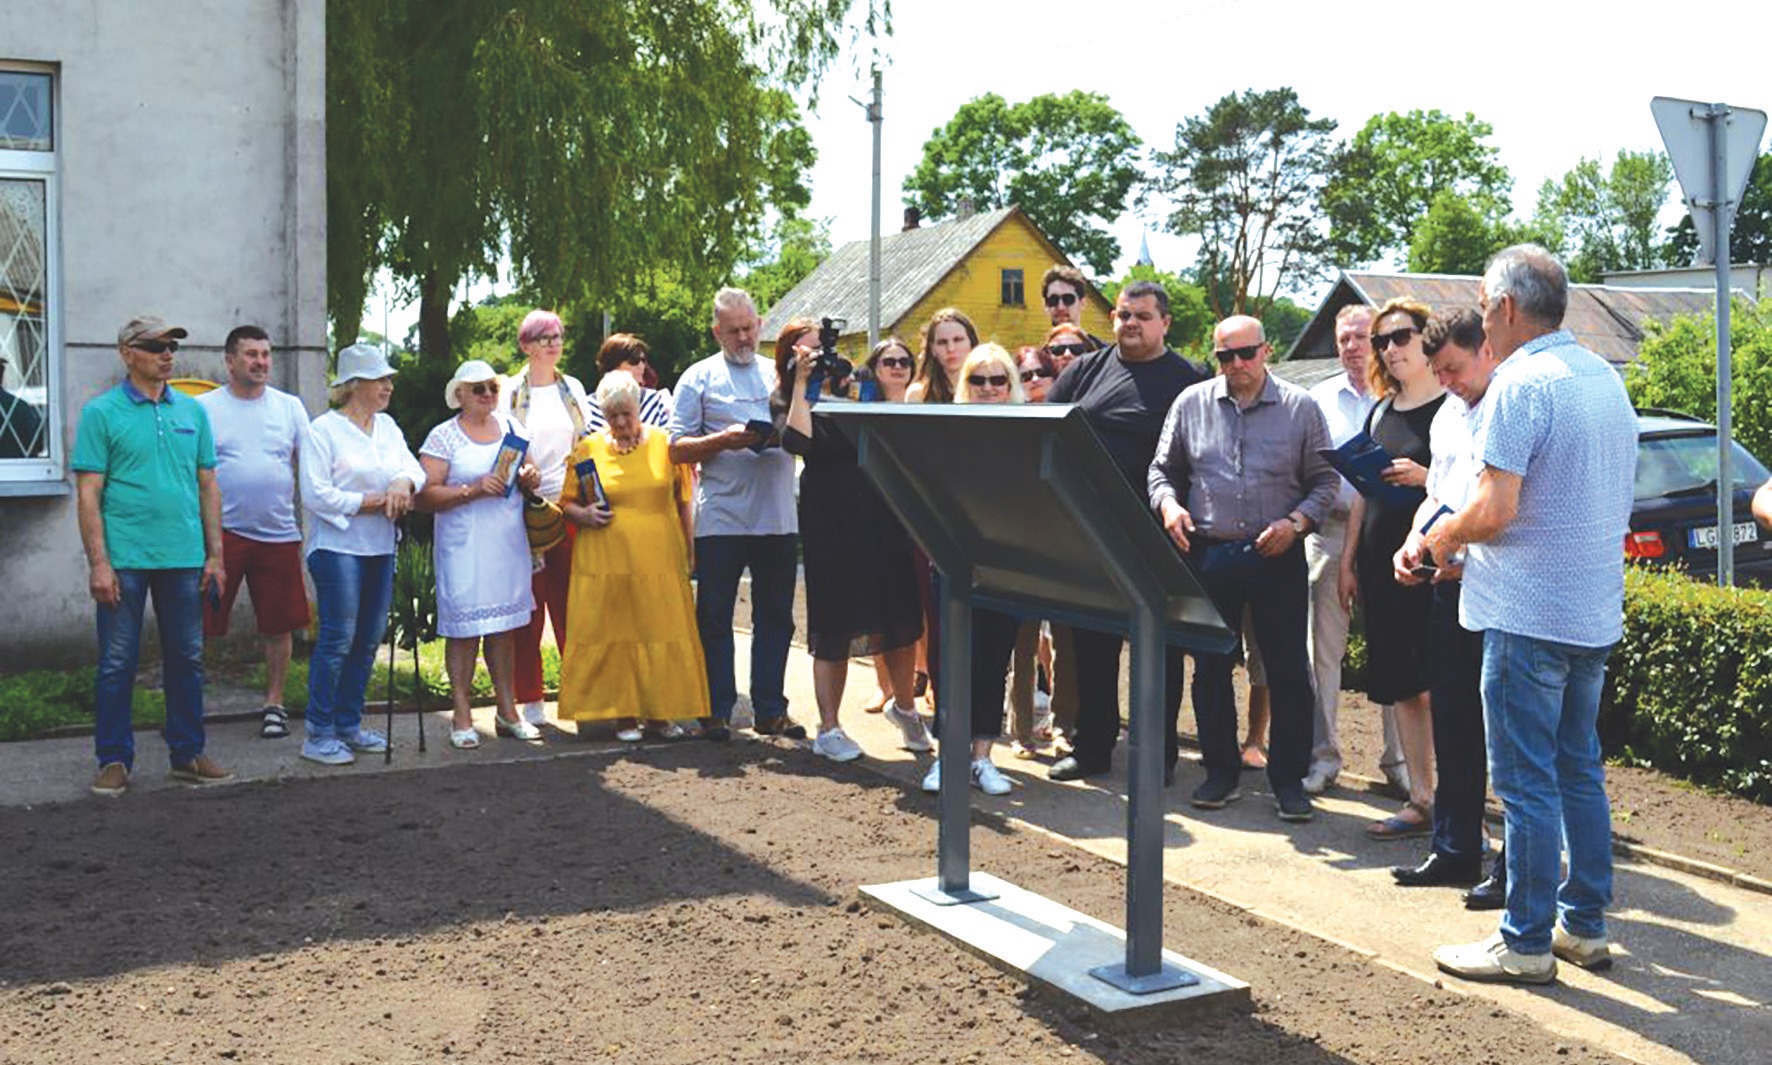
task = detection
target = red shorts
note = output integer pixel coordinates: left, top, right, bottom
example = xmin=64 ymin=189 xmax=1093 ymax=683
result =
xmin=204 ymin=531 xmax=311 ymax=637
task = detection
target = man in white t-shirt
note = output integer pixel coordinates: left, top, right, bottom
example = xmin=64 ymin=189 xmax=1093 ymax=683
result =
xmin=198 ymin=325 xmax=313 ymax=739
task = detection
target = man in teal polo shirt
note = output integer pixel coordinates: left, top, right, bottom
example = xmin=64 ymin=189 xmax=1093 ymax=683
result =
xmin=74 ymin=315 xmax=233 ymax=796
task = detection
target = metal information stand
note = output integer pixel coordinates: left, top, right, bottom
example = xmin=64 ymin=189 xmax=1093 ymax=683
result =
xmin=825 ymin=402 xmax=1236 ymax=995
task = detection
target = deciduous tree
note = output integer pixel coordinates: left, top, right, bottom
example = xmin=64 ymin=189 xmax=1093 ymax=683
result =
xmin=903 ymin=91 xmax=1142 ymax=274
xmin=1322 ymin=110 xmax=1512 ymax=267
xmin=1148 ymin=88 xmax=1336 ymax=319
xmin=1626 ymin=298 xmax=1772 ymax=466
xmin=1532 ymin=150 xmax=1675 ymax=281
xmin=327 ymin=0 xmax=884 ymax=363
xmin=1665 ymin=152 xmax=1772 ymax=266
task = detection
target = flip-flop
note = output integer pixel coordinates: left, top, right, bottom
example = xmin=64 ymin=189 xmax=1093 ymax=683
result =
xmin=1240 ymin=744 xmax=1268 ymax=770
xmin=1367 ymin=801 xmax=1433 ymax=840
xmin=259 ymin=706 xmax=290 ymax=740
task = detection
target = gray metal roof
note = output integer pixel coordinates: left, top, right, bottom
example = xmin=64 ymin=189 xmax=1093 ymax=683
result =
xmin=759 ymin=207 xmax=1020 ymax=340
xmin=1287 ymin=270 xmax=1728 ymax=366
xmin=1269 ymin=357 xmax=1344 ymax=390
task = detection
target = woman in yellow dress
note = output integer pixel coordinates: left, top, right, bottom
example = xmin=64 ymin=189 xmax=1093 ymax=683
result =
xmin=557 ymin=370 xmax=708 ymax=740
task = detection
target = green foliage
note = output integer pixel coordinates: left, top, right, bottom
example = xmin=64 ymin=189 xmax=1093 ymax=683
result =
xmin=1099 ymin=266 xmax=1213 ymax=355
xmin=1149 ymin=87 xmax=1337 ymax=319
xmin=1602 ymin=566 xmax=1772 ymax=801
xmin=1666 ymin=152 xmax=1772 ymax=267
xmin=574 ymin=269 xmax=714 ymax=386
xmin=1624 ymin=298 xmax=1772 ymax=464
xmin=327 ymin=0 xmax=881 ymax=362
xmin=257 ymin=640 xmax=561 ymax=712
xmin=1408 ymin=189 xmax=1512 ymax=275
xmin=739 ymin=215 xmax=834 ymax=319
xmin=1261 ymin=296 xmax=1313 ymax=355
xmin=1532 ymin=150 xmax=1675 ymax=281
xmin=903 ymin=91 xmax=1142 ymax=274
xmin=1322 ymin=110 xmax=1513 ymax=267
xmin=0 ymin=668 xmax=165 ymax=743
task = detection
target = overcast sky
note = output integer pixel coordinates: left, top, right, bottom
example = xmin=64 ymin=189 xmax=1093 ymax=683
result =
xmin=368 ymin=0 xmax=1771 ymax=338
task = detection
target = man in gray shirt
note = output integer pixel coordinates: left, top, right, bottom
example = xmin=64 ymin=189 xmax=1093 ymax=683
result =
xmin=670 ymin=287 xmax=802 ymax=742
xmin=1149 ymin=315 xmax=1339 ymax=821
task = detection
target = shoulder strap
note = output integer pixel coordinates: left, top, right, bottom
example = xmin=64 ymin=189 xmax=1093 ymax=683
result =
xmin=1363 ymin=394 xmax=1391 ymax=435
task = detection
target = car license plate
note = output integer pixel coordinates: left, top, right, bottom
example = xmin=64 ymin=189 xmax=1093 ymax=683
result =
xmin=1689 ymin=521 xmax=1758 ymax=549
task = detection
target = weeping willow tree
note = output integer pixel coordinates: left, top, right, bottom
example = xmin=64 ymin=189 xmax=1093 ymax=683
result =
xmin=327 ymin=0 xmax=888 ymax=361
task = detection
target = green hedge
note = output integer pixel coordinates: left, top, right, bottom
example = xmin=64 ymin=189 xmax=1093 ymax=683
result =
xmin=0 ymin=667 xmax=165 ymax=742
xmin=252 ymin=640 xmax=560 ymax=711
xmin=1602 ymin=566 xmax=1772 ymax=802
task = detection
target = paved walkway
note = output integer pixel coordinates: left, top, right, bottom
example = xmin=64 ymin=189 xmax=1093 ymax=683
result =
xmin=4 ymin=637 xmax=1768 ymax=1065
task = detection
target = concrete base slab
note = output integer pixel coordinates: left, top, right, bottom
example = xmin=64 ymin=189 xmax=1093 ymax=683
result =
xmin=861 ymin=871 xmax=1250 ymax=1031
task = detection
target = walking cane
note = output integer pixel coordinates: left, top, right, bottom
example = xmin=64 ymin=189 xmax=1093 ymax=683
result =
xmin=385 ymin=518 xmax=402 ymax=765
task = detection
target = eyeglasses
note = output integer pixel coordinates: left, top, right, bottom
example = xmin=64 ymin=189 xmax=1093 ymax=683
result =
xmin=967 ymin=374 xmax=1010 ymax=388
xmin=1046 ymin=342 xmax=1090 ymax=358
xmin=469 ymin=381 xmax=500 ymax=397
xmin=1020 ymin=368 xmax=1055 ymax=383
xmin=533 ymin=334 xmax=564 ymax=345
xmin=1371 ymin=326 xmax=1419 ymax=353
xmin=878 ymin=356 xmax=913 ymax=370
xmin=1214 ymin=344 xmax=1262 ymax=364
xmin=1044 ymin=292 xmax=1078 ymax=308
xmin=130 ymin=339 xmax=180 ymax=354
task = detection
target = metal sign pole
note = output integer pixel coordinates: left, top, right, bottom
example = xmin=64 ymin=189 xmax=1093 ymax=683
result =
xmin=916 ymin=567 xmax=995 ymax=906
xmin=1710 ymin=102 xmax=1736 ymax=585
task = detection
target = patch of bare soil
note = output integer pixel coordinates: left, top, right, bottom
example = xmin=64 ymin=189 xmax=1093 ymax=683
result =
xmin=2 ymin=745 xmax=1621 ymax=1064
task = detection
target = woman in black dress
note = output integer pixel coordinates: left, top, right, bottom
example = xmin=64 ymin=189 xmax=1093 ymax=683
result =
xmin=777 ymin=321 xmax=930 ymax=762
xmin=1338 ymin=297 xmax=1447 ymax=839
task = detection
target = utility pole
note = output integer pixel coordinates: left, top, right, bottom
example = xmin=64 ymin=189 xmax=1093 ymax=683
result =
xmin=852 ymin=69 xmax=884 ymax=348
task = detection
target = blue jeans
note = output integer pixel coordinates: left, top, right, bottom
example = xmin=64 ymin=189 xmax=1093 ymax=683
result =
xmin=306 ymin=550 xmax=395 ymax=740
xmin=694 ymin=534 xmax=797 ymax=722
xmin=1482 ymin=629 xmax=1615 ymax=953
xmin=94 ymin=568 xmax=207 ymax=770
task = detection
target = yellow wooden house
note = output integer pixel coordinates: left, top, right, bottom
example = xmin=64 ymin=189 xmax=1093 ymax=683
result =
xmin=759 ymin=206 xmax=1114 ymax=357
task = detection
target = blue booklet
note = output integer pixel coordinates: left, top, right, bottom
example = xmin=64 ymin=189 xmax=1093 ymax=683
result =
xmin=1319 ymin=432 xmax=1419 ymax=508
xmin=574 ymin=457 xmax=609 ymax=510
xmin=492 ymin=429 xmax=529 ymax=498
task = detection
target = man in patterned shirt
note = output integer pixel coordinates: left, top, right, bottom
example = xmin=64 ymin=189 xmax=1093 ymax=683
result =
xmin=1426 ymin=246 xmax=1636 ymax=985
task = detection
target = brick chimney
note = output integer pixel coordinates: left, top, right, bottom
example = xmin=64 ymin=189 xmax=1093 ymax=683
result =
xmin=957 ymin=197 xmax=976 ymax=220
xmin=902 ymin=206 xmax=920 ymax=231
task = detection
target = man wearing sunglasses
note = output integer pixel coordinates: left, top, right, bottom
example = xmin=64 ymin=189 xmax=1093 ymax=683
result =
xmin=1040 ymin=265 xmax=1105 ymax=348
xmin=1046 ymin=281 xmax=1206 ymax=783
xmin=1149 ymin=315 xmax=1338 ymax=821
xmin=73 ymin=316 xmax=233 ymax=796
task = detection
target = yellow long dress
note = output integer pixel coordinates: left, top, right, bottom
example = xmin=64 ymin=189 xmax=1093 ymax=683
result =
xmin=558 ymin=428 xmax=710 ymax=721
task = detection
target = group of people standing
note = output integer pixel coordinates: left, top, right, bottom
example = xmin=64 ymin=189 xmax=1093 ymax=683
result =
xmin=75 ymin=243 xmax=1633 ymax=987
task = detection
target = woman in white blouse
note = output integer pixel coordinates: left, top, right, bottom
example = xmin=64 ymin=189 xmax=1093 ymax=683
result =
xmin=498 ymin=309 xmax=593 ymax=727
xmin=298 ymin=344 xmax=425 ymax=767
xmin=419 ymin=360 xmax=541 ymax=749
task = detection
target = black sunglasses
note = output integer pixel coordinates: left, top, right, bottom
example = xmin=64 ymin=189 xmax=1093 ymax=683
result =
xmin=1214 ymin=344 xmax=1262 ymax=364
xmin=1046 ymin=342 xmax=1090 ymax=358
xmin=1044 ymin=292 xmax=1078 ymax=308
xmin=1020 ymin=368 xmax=1055 ymax=383
xmin=469 ymin=381 xmax=500 ymax=396
xmin=130 ymin=339 xmax=180 ymax=354
xmin=967 ymin=374 xmax=1010 ymax=388
xmin=1371 ymin=326 xmax=1419 ymax=352
xmin=877 ymin=355 xmax=913 ymax=369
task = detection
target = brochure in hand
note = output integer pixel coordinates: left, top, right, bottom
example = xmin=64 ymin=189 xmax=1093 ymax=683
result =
xmin=745 ymin=418 xmax=780 ymax=454
xmin=492 ymin=429 xmax=529 ymax=498
xmin=574 ymin=457 xmax=610 ymax=510
xmin=1319 ymin=431 xmax=1418 ymax=508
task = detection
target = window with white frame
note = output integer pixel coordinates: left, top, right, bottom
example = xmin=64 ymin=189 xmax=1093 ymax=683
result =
xmin=0 ymin=65 xmax=57 ymax=483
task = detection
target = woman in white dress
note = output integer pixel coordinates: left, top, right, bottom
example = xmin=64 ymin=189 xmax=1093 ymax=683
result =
xmin=417 ymin=360 xmax=541 ymax=749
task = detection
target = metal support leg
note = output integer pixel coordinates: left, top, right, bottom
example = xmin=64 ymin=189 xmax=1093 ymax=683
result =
xmin=913 ymin=571 xmax=995 ymax=906
xmin=1091 ymin=602 xmax=1197 ymax=994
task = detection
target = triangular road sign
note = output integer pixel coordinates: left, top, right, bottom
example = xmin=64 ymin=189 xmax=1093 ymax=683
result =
xmin=1652 ymin=97 xmax=1768 ymax=265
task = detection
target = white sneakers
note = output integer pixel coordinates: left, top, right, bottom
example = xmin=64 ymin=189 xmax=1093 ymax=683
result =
xmin=920 ymin=757 xmax=1013 ymax=796
xmin=1433 ymin=931 xmax=1556 ymax=985
xmin=883 ymin=703 xmax=935 ymax=752
xmin=1552 ymin=925 xmax=1614 ymax=971
xmin=812 ymin=727 xmax=863 ymax=762
xmin=1302 ymin=764 xmax=1339 ymax=795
